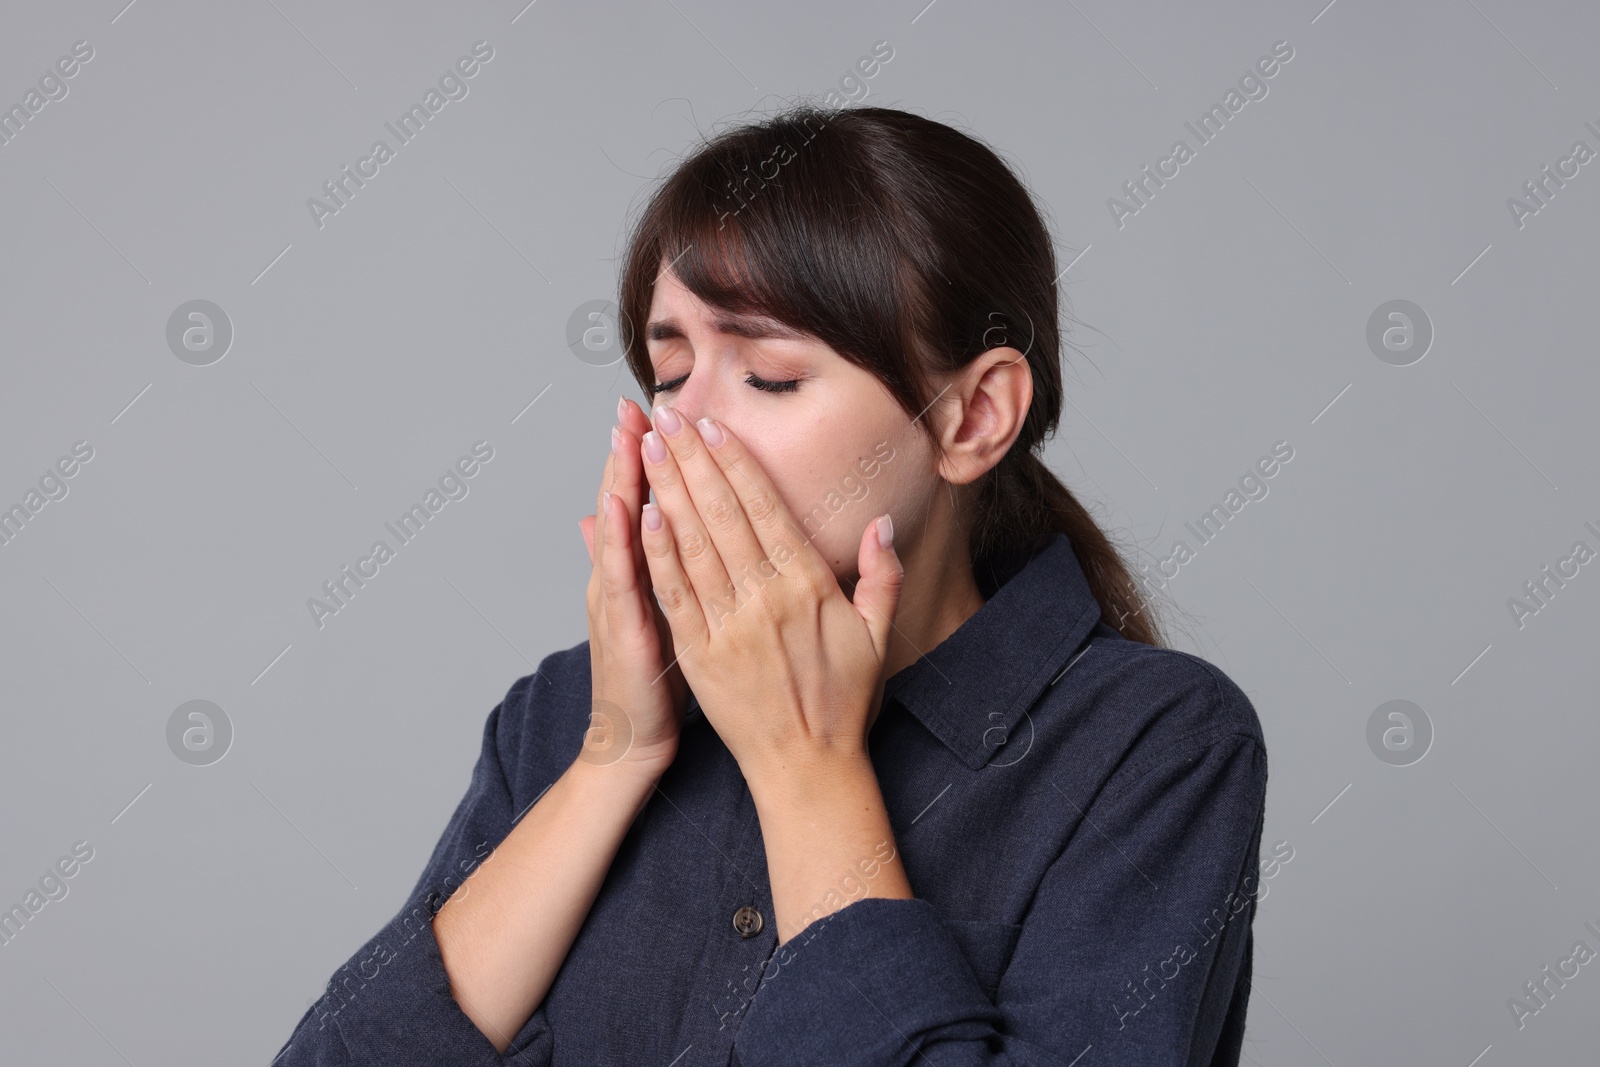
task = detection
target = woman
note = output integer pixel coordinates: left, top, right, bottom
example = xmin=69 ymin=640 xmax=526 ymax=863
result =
xmin=273 ymin=104 xmax=1268 ymax=1066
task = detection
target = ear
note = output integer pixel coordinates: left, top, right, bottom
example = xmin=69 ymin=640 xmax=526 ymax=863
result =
xmin=932 ymin=347 xmax=1033 ymax=486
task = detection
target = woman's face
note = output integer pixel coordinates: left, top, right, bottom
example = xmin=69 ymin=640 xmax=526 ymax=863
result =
xmin=641 ymin=263 xmax=937 ymax=583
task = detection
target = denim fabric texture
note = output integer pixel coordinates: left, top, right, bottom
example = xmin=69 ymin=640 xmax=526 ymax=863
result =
xmin=271 ymin=530 xmax=1269 ymax=1066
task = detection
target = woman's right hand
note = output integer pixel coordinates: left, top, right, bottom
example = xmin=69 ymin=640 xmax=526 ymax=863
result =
xmin=577 ymin=396 xmax=690 ymax=782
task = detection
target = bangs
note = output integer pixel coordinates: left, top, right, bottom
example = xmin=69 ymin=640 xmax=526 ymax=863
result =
xmin=657 ymin=204 xmax=790 ymax=328
xmin=620 ymin=106 xmax=914 ymax=372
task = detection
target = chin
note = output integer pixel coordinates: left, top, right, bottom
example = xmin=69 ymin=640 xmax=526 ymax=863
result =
xmin=826 ymin=554 xmax=865 ymax=590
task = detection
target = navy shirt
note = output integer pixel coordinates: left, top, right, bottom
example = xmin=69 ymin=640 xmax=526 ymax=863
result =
xmin=272 ymin=531 xmax=1268 ymax=1065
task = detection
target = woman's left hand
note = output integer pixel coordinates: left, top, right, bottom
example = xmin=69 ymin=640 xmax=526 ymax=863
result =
xmin=635 ymin=402 xmax=904 ymax=793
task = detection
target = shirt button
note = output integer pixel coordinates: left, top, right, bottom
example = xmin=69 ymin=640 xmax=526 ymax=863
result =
xmin=732 ymin=905 xmax=764 ymax=938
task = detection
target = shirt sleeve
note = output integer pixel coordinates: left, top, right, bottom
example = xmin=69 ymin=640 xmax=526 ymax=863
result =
xmin=732 ymin=728 xmax=1268 ymax=1067
xmin=267 ymin=668 xmax=563 ymax=1067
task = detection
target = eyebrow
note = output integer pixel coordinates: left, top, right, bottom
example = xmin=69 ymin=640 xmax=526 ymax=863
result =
xmin=645 ymin=313 xmax=809 ymax=343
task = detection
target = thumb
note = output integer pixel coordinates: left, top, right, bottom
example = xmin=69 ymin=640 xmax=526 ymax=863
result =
xmin=852 ymin=513 xmax=903 ymax=660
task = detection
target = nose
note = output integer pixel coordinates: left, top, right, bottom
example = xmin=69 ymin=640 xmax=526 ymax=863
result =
xmin=651 ymin=398 xmax=697 ymax=437
xmin=653 ymin=380 xmax=707 ymax=433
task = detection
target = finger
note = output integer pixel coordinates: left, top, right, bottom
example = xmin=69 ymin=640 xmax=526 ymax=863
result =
xmin=623 ymin=398 xmax=683 ymax=673
xmin=852 ymin=513 xmax=903 ymax=662
xmin=649 ymin=404 xmax=770 ymax=598
xmin=639 ymin=497 xmax=710 ymax=656
xmin=682 ymin=413 xmax=834 ymax=592
xmin=609 ymin=401 xmax=648 ymax=534
xmin=598 ymin=490 xmax=652 ymax=642
xmin=593 ymin=423 xmax=623 ymax=575
xmin=617 ymin=397 xmax=654 ymax=579
xmin=619 ymin=394 xmax=652 ymax=439
xmin=580 ymin=513 xmax=596 ymax=565
xmin=640 ymin=422 xmax=736 ymax=620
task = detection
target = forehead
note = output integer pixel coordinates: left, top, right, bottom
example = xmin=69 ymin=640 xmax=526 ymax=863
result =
xmin=645 ymin=267 xmax=809 ymax=343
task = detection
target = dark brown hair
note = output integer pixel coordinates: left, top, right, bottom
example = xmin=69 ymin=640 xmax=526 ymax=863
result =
xmin=616 ymin=103 xmax=1164 ymax=646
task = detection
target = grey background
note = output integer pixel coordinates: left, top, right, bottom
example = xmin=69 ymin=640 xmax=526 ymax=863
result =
xmin=1 ymin=0 xmax=1596 ymax=1063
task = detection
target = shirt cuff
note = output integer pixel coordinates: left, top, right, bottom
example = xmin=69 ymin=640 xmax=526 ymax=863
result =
xmin=735 ymin=896 xmax=1004 ymax=1066
xmin=314 ymin=893 xmax=554 ymax=1066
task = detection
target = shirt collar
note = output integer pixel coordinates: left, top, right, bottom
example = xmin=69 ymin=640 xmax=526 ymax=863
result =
xmin=880 ymin=531 xmax=1103 ymax=771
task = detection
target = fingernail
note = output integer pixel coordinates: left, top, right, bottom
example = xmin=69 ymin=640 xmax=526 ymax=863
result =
xmin=611 ymin=425 xmax=623 ymax=457
xmin=617 ymin=395 xmax=628 ymax=422
xmin=643 ymin=430 xmax=666 ymax=464
xmin=697 ymin=417 xmax=724 ymax=448
xmin=603 ymin=490 xmax=613 ymax=516
xmin=642 ymin=501 xmax=662 ymax=532
xmin=653 ymin=403 xmax=683 ymax=436
xmin=876 ymin=513 xmax=894 ymax=550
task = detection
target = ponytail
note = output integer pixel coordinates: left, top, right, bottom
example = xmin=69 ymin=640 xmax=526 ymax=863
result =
xmin=974 ymin=449 xmax=1164 ymax=647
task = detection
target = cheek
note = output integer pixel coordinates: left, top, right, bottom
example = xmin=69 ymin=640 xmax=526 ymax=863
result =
xmin=726 ymin=399 xmax=921 ymax=574
xmin=786 ymin=446 xmax=910 ymax=571
xmin=713 ymin=429 xmax=811 ymax=541
xmin=748 ymin=441 xmax=821 ymax=528
xmin=731 ymin=433 xmax=839 ymax=548
xmin=810 ymin=525 xmax=866 ymax=577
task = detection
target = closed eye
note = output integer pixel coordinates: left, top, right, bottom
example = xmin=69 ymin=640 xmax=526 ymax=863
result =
xmin=647 ymin=372 xmax=802 ymax=397
xmin=745 ymin=373 xmax=802 ymax=394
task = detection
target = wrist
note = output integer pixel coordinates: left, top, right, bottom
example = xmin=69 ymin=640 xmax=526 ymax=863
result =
xmin=574 ymin=723 xmax=679 ymax=781
xmin=565 ymin=751 xmax=664 ymax=811
xmin=747 ymin=753 xmax=912 ymax=942
xmin=746 ymin=748 xmax=878 ymax=817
